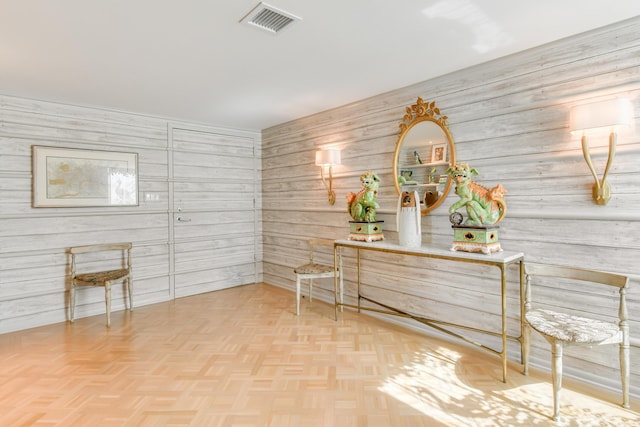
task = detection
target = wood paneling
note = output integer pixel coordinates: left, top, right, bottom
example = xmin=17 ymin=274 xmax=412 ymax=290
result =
xmin=261 ymin=17 xmax=640 ymax=399
xmin=0 ymin=97 xmax=261 ymax=333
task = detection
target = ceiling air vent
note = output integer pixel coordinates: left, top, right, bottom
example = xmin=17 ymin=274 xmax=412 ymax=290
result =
xmin=240 ymin=2 xmax=301 ymax=34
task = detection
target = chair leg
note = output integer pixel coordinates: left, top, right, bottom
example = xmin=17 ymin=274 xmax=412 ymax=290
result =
xmin=621 ymin=341 xmax=630 ymax=408
xmin=70 ymin=284 xmax=76 ymax=322
xmin=522 ymin=321 xmax=530 ymax=375
xmin=309 ymin=279 xmax=313 ymax=303
xmin=551 ymin=340 xmax=563 ymax=421
xmin=105 ymin=282 xmax=112 ymax=327
xmin=127 ymin=277 xmax=134 ymax=311
xmin=296 ymin=276 xmax=301 ymax=316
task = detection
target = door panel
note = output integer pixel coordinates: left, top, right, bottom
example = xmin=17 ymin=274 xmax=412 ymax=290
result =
xmin=171 ymin=127 xmax=258 ymax=297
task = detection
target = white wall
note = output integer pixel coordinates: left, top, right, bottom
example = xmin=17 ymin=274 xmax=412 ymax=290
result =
xmin=0 ymin=97 xmax=262 ymax=333
xmin=262 ymin=17 xmax=640 ymax=398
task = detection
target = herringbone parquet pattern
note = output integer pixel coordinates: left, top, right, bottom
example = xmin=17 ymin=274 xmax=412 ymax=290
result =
xmin=0 ymin=283 xmax=637 ymax=426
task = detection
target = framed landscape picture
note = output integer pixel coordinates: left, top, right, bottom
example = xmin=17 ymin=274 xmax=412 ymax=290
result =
xmin=32 ymin=146 xmax=138 ymax=207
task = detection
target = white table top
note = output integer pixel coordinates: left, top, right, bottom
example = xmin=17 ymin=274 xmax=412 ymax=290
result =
xmin=334 ymin=239 xmax=524 ymax=265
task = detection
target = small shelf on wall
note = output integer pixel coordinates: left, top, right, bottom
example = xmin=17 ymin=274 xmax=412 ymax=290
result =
xmin=399 ymin=161 xmax=449 ymax=169
xmin=400 ymin=182 xmax=441 ymax=189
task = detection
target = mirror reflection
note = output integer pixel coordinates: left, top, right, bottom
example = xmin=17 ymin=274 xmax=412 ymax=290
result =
xmin=393 ymin=98 xmax=456 ymax=215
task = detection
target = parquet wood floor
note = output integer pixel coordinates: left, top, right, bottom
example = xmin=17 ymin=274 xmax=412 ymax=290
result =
xmin=0 ymin=283 xmax=637 ymax=426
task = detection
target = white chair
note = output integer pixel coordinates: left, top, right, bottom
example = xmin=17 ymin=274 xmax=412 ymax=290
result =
xmin=522 ymin=263 xmax=630 ymax=421
xmin=69 ymin=242 xmax=133 ymax=327
xmin=293 ymin=239 xmax=342 ymax=315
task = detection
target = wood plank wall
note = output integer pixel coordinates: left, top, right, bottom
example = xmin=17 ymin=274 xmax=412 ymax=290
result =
xmin=0 ymin=97 xmax=261 ymax=333
xmin=262 ymin=17 xmax=640 ymax=397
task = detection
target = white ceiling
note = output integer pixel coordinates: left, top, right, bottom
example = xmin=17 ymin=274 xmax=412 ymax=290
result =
xmin=1 ymin=1 xmax=639 ymax=131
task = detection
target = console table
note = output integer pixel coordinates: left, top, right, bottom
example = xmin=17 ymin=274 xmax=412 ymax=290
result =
xmin=333 ymin=239 xmax=525 ymax=382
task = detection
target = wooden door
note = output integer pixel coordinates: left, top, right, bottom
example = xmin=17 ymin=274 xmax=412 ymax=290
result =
xmin=170 ymin=125 xmax=259 ymax=298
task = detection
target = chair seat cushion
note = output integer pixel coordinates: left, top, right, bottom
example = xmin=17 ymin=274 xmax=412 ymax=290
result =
xmin=526 ymin=308 xmax=621 ymax=344
xmin=294 ymin=263 xmax=334 ymax=275
xmin=75 ymin=269 xmax=129 ymax=283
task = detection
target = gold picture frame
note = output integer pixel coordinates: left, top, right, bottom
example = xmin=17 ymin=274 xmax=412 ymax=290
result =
xmin=430 ymin=143 xmax=447 ymax=163
xmin=32 ymin=146 xmax=138 ymax=207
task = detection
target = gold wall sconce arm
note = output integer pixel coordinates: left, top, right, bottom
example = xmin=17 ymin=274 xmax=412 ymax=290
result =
xmin=315 ymin=149 xmax=341 ymax=205
xmin=580 ymin=131 xmax=616 ymax=205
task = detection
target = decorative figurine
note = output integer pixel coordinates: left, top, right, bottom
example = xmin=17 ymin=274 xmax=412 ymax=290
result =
xmin=447 ymin=162 xmax=507 ymax=253
xmin=346 ymin=171 xmax=384 ymax=242
xmin=428 ymin=167 xmax=437 ymax=183
xmin=413 ymin=150 xmax=423 ymax=165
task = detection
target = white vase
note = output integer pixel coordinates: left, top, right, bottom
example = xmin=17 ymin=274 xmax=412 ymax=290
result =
xmin=397 ymin=191 xmax=422 ymax=248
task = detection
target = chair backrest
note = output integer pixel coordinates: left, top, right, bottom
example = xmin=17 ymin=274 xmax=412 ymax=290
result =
xmin=524 ymin=263 xmax=629 ymax=289
xmin=524 ymin=262 xmax=629 ymax=323
xmin=69 ymin=243 xmax=132 ymax=276
xmin=308 ymin=239 xmax=335 ymax=264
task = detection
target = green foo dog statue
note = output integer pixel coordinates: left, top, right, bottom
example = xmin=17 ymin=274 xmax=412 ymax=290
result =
xmin=346 ymin=171 xmax=380 ymax=222
xmin=346 ymin=171 xmax=384 ymax=242
xmin=447 ymin=162 xmax=506 ymax=226
xmin=447 ymin=162 xmax=506 ymax=254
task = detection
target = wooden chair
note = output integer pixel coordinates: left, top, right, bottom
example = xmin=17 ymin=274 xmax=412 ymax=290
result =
xmin=293 ymin=239 xmax=342 ymax=315
xmin=522 ymin=262 xmax=630 ymax=420
xmin=69 ymin=242 xmax=133 ymax=327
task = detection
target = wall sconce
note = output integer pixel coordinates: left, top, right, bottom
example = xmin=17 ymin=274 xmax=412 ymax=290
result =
xmin=569 ymin=98 xmax=633 ymax=205
xmin=315 ymin=149 xmax=341 ymax=205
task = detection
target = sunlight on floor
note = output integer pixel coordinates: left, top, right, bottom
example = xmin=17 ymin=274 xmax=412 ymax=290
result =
xmin=380 ymin=345 xmax=639 ymax=426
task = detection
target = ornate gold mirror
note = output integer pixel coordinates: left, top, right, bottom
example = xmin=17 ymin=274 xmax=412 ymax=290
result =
xmin=393 ymin=98 xmax=456 ymax=215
